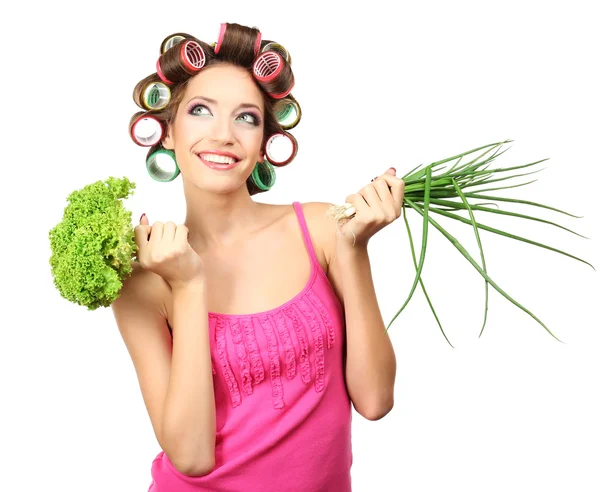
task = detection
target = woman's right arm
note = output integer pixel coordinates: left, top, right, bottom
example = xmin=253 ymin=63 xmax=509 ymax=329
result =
xmin=111 ymin=266 xmax=216 ymax=477
xmin=161 ymin=280 xmax=216 ymax=476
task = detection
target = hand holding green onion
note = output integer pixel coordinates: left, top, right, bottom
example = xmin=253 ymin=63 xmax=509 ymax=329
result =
xmin=326 ymin=139 xmax=595 ymax=346
xmin=330 ymin=167 xmax=406 ymax=249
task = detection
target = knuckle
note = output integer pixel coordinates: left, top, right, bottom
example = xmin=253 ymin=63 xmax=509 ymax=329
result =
xmin=150 ymin=252 xmax=163 ymax=264
xmin=163 ymin=249 xmax=177 ymax=259
xmin=168 ymin=246 xmax=184 ymax=258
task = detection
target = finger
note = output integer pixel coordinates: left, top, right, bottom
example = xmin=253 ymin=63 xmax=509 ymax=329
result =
xmin=175 ymin=224 xmax=190 ymax=245
xmin=374 ymin=174 xmax=405 ymax=206
xmin=134 ymin=224 xmax=151 ymax=249
xmin=394 ymin=179 xmax=405 ymax=207
xmin=370 ymin=167 xmax=395 ymax=182
xmin=371 ymin=179 xmax=396 ymax=215
xmin=360 ymin=185 xmax=387 ymax=219
xmin=149 ymin=222 xmax=164 ymax=246
xmin=163 ymin=222 xmax=177 ymax=243
xmin=346 ymin=193 xmax=368 ymax=217
xmin=140 ymin=213 xmax=148 ymax=225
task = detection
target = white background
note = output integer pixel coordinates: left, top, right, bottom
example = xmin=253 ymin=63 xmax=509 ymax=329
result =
xmin=2 ymin=0 xmax=599 ymax=490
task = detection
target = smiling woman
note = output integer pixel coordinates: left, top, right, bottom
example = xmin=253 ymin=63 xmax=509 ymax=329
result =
xmin=115 ymin=21 xmax=357 ymax=492
xmin=129 ymin=24 xmax=300 ymax=191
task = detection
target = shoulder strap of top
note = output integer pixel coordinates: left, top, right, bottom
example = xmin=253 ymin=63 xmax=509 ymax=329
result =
xmin=292 ymin=201 xmax=320 ymax=269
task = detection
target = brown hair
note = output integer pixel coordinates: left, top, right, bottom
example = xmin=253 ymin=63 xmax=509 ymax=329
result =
xmin=130 ymin=23 xmax=300 ymax=195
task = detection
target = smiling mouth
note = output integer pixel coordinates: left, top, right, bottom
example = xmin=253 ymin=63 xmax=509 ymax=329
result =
xmin=196 ymin=154 xmax=241 ymax=170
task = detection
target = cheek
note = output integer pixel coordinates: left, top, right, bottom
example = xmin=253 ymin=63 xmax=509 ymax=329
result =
xmin=181 ymin=119 xmax=211 ymax=139
xmin=238 ymin=131 xmax=264 ymax=153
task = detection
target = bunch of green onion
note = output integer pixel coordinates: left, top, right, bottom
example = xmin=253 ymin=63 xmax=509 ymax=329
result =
xmin=328 ymin=139 xmax=595 ymax=346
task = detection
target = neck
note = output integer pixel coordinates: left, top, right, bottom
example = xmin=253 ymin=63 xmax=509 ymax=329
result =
xmin=181 ymin=176 xmax=264 ymax=253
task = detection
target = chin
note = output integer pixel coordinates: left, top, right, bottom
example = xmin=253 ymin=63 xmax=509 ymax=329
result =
xmin=194 ymin=174 xmax=249 ymax=192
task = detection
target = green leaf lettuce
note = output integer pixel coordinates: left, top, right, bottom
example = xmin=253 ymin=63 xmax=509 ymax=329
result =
xmin=48 ymin=177 xmax=138 ymax=311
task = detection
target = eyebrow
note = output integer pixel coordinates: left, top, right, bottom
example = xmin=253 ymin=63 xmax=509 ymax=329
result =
xmin=186 ymin=96 xmax=262 ymax=114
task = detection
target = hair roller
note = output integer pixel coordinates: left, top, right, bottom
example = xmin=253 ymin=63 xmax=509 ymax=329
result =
xmin=264 ymin=131 xmax=298 ymax=166
xmin=129 ymin=112 xmax=164 ymax=147
xmin=133 ymin=80 xmax=171 ymax=110
xmin=156 ymin=39 xmax=208 ymax=85
xmin=251 ymin=160 xmax=276 ymax=191
xmin=214 ymin=23 xmax=226 ymax=53
xmin=159 ymin=32 xmax=196 ymax=54
xmin=273 ymin=95 xmax=301 ymax=130
xmin=146 ymin=148 xmax=180 ymax=182
xmin=254 ymin=31 xmax=263 ymax=58
xmin=253 ymin=51 xmax=295 ymax=100
xmin=214 ymin=22 xmax=262 ymax=66
xmin=260 ymin=42 xmax=292 ymax=65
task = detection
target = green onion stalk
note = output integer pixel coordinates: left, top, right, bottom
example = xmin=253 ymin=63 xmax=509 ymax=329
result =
xmin=326 ymin=139 xmax=595 ymax=346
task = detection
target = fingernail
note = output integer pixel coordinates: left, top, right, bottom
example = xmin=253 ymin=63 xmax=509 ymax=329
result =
xmin=371 ymin=176 xmax=378 ymax=182
xmin=390 ymin=167 xmax=396 ymax=173
xmin=140 ymin=213 xmax=146 ymax=222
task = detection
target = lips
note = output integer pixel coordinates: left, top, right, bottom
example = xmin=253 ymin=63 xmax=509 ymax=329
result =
xmin=197 ymin=154 xmax=241 ymax=170
xmin=196 ymin=150 xmax=241 ymax=160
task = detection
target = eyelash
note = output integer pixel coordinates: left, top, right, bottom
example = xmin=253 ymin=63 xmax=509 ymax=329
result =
xmin=186 ymin=103 xmax=262 ymax=126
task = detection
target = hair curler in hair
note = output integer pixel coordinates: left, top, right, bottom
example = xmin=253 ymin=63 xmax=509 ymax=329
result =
xmin=214 ymin=22 xmax=262 ymax=58
xmin=254 ymin=31 xmax=263 ymax=58
xmin=129 ymin=112 xmax=164 ymax=147
xmin=156 ymin=39 xmax=207 ymax=85
xmin=133 ymin=81 xmax=171 ymax=111
xmin=273 ymin=95 xmax=302 ymax=130
xmin=264 ymin=131 xmax=298 ymax=166
xmin=251 ymin=159 xmax=276 ymax=191
xmin=214 ymin=23 xmax=226 ymax=54
xmin=261 ymin=42 xmax=292 ymax=65
xmin=159 ymin=32 xmax=195 ymax=54
xmin=146 ymin=148 xmax=180 ymax=182
xmin=253 ymin=51 xmax=295 ymax=99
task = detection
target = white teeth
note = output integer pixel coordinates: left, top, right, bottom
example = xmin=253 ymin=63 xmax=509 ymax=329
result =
xmin=199 ymin=153 xmax=237 ymax=164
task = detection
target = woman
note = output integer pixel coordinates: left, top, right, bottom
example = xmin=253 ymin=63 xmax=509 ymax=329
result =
xmin=112 ymin=22 xmax=405 ymax=492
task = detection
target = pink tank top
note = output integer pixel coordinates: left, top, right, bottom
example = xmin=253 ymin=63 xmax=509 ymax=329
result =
xmin=148 ymin=202 xmax=353 ymax=491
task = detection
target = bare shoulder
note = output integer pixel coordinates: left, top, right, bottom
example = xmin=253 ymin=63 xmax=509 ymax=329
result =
xmin=296 ymin=201 xmax=339 ymax=265
xmin=113 ymin=261 xmax=170 ymax=319
xmin=295 ymin=201 xmax=345 ymax=307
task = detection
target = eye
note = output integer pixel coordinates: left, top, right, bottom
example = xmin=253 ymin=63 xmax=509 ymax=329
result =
xmin=187 ymin=103 xmax=210 ymax=116
xmin=238 ymin=112 xmax=259 ymax=125
xmin=187 ymin=103 xmax=261 ymax=126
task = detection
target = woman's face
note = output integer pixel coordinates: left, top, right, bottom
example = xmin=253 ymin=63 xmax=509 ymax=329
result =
xmin=163 ymin=63 xmax=265 ymax=188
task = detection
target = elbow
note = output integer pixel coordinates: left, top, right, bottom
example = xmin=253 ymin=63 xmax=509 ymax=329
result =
xmin=168 ymin=444 xmax=216 ymax=477
xmin=364 ymin=399 xmax=394 ymax=421
xmin=163 ymin=432 xmax=216 ymax=477
xmin=174 ymin=457 xmax=215 ymax=477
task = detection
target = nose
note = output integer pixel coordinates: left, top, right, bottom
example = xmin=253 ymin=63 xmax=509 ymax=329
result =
xmin=209 ymin=115 xmax=235 ymax=145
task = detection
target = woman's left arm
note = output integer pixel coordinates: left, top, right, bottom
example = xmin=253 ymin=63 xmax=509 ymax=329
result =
xmin=334 ymin=242 xmax=397 ymax=421
xmin=322 ymin=167 xmax=406 ymax=420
